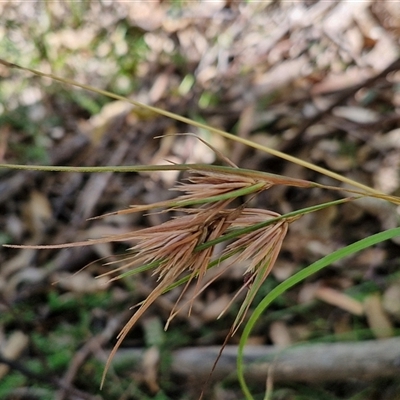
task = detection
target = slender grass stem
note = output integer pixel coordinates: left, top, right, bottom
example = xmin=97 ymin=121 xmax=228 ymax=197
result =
xmin=0 ymin=58 xmax=388 ymax=195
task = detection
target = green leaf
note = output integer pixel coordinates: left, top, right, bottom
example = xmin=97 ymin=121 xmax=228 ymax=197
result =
xmin=237 ymin=227 xmax=400 ymax=400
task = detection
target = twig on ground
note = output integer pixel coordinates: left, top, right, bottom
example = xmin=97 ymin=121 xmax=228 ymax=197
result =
xmin=296 ymin=56 xmax=400 ymax=136
xmin=113 ymin=337 xmax=400 ymax=384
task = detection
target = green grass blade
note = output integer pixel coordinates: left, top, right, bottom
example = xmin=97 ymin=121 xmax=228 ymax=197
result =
xmin=237 ymin=227 xmax=400 ymax=400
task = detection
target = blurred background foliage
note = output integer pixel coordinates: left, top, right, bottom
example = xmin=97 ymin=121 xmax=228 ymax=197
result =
xmin=1 ymin=1 xmax=400 ymax=399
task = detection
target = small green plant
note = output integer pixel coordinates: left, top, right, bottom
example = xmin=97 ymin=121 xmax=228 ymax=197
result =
xmin=1 ymin=59 xmax=399 ymax=399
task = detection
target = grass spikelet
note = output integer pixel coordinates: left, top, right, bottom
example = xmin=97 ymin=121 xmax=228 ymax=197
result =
xmin=222 ymin=209 xmax=291 ymax=332
xmin=100 ymin=199 xmax=246 ymax=387
xmin=3 ymin=161 xmax=296 ymax=388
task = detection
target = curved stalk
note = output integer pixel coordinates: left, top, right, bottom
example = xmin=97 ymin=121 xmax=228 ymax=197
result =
xmin=237 ymin=227 xmax=400 ymax=400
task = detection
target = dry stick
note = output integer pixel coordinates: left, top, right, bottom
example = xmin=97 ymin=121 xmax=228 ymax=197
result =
xmin=296 ymin=56 xmax=400 ymax=136
xmin=113 ymin=337 xmax=400 ymax=384
xmin=56 ymin=312 xmax=130 ymax=400
xmin=0 ymin=352 xmax=98 ymax=400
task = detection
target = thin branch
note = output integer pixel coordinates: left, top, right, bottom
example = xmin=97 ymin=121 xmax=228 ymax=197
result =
xmin=112 ymin=338 xmax=400 ymax=384
xmin=296 ymin=57 xmax=400 ymax=135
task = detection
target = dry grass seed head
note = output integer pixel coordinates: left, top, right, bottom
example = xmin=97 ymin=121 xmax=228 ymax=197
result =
xmin=94 ymin=168 xmax=274 ymax=221
xmin=174 ymin=169 xmax=273 ymax=200
xmin=101 ymin=200 xmax=248 ymax=386
xmin=216 ymin=209 xmax=289 ymax=331
xmin=100 ymin=172 xmax=286 ymax=386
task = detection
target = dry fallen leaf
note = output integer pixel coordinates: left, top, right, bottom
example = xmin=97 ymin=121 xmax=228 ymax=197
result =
xmin=382 ymin=283 xmax=400 ymax=319
xmin=364 ymin=293 xmax=394 ymax=339
xmin=332 ymin=106 xmax=379 ymax=124
xmin=52 ymin=271 xmax=110 ymax=293
xmin=23 ymin=190 xmax=53 ymax=237
xmin=314 ymin=286 xmax=364 ymax=316
xmin=269 ymin=321 xmax=292 ymax=347
xmin=0 ymin=331 xmax=29 ymax=379
xmin=142 ymin=346 xmax=160 ymax=393
xmin=201 ymin=294 xmax=233 ymax=322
